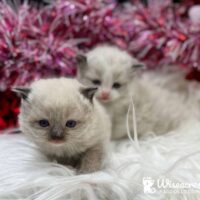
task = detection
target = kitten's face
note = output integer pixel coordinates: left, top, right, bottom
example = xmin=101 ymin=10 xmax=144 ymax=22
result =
xmin=15 ymin=79 xmax=97 ymax=153
xmin=76 ymin=47 xmax=143 ymax=104
xmin=78 ymin=64 xmax=131 ymax=103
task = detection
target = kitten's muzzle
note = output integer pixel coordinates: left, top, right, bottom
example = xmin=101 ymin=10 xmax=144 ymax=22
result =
xmin=49 ymin=131 xmax=65 ymax=143
xmin=99 ymin=90 xmax=110 ymax=101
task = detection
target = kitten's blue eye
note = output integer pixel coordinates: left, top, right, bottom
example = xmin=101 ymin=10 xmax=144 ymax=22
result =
xmin=39 ymin=119 xmax=49 ymax=127
xmin=66 ymin=120 xmax=77 ymax=128
xmin=113 ymin=82 xmax=121 ymax=89
xmin=92 ymin=79 xmax=101 ymax=85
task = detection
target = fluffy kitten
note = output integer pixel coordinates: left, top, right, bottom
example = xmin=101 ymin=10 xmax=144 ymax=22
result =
xmin=76 ymin=45 xmax=198 ymax=139
xmin=13 ymin=78 xmax=111 ymax=173
xmin=142 ymin=67 xmax=200 ymax=104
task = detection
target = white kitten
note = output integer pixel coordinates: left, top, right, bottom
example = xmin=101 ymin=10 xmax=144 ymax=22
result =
xmin=76 ymin=45 xmax=198 ymax=139
xmin=142 ymin=67 xmax=200 ymax=105
xmin=13 ymin=78 xmax=111 ymax=173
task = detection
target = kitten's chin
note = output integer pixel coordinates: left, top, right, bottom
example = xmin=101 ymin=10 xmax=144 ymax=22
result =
xmin=98 ymin=98 xmax=112 ymax=104
xmin=48 ymin=139 xmax=66 ymax=145
xmin=98 ymin=97 xmax=117 ymax=104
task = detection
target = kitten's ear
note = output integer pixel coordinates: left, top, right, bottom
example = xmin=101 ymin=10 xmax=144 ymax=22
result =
xmin=76 ymin=54 xmax=87 ymax=67
xmin=80 ymin=87 xmax=97 ymax=103
xmin=131 ymin=61 xmax=146 ymax=72
xmin=132 ymin=62 xmax=145 ymax=69
xmin=129 ymin=61 xmax=146 ymax=79
xmin=12 ymin=87 xmax=31 ymax=100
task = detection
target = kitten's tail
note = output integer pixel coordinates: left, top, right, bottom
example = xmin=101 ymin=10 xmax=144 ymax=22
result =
xmin=126 ymin=95 xmax=140 ymax=150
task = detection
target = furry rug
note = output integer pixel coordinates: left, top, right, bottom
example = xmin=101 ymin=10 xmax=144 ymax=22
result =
xmin=1 ymin=119 xmax=200 ymax=200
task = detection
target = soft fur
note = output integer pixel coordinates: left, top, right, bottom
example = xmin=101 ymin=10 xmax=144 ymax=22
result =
xmin=1 ymin=118 xmax=200 ymax=199
xmin=76 ymin=45 xmax=199 ymax=139
xmin=142 ymin=68 xmax=200 ymax=104
xmin=15 ymin=78 xmax=111 ymax=173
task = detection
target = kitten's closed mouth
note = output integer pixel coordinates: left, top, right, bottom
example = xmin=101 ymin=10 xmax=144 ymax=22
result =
xmin=48 ymin=139 xmax=66 ymax=144
xmin=100 ymin=99 xmax=112 ymax=104
xmin=98 ymin=97 xmax=111 ymax=103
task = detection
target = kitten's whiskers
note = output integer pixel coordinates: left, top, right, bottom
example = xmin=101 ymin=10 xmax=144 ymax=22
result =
xmin=126 ymin=94 xmax=140 ymax=150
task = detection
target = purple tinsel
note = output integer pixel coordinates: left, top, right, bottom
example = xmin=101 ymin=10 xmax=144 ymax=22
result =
xmin=0 ymin=0 xmax=200 ymax=91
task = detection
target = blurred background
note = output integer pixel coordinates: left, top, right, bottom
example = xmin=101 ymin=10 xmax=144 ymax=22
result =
xmin=0 ymin=0 xmax=200 ymax=131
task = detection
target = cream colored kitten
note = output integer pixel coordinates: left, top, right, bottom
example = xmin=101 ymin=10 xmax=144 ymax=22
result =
xmin=13 ymin=78 xmax=111 ymax=173
xmin=142 ymin=67 xmax=200 ymax=104
xmin=76 ymin=45 xmax=198 ymax=139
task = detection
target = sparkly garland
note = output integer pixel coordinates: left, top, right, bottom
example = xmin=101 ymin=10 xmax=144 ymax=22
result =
xmin=0 ymin=0 xmax=199 ymax=130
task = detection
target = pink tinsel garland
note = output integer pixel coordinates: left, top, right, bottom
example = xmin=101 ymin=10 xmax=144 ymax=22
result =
xmin=0 ymin=0 xmax=200 ymax=91
xmin=0 ymin=0 xmax=200 ymax=130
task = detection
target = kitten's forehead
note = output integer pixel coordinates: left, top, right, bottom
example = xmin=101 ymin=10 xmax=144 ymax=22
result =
xmin=30 ymin=78 xmax=79 ymax=99
xmin=86 ymin=46 xmax=135 ymax=81
xmin=27 ymin=78 xmax=91 ymax=114
xmin=84 ymin=46 xmax=142 ymax=85
xmin=86 ymin=57 xmax=130 ymax=81
xmin=87 ymin=45 xmax=134 ymax=70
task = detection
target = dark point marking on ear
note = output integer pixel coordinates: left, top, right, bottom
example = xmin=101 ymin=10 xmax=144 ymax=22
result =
xmin=76 ymin=54 xmax=87 ymax=67
xmin=80 ymin=87 xmax=97 ymax=103
xmin=129 ymin=62 xmax=146 ymax=79
xmin=132 ymin=63 xmax=145 ymax=69
xmin=12 ymin=87 xmax=31 ymax=100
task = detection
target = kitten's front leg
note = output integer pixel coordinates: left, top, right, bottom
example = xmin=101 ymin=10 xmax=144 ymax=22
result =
xmin=78 ymin=144 xmax=104 ymax=174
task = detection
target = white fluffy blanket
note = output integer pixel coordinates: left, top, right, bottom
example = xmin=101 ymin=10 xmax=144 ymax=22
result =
xmin=1 ymin=119 xmax=200 ymax=200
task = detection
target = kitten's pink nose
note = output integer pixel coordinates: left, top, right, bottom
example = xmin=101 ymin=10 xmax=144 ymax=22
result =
xmin=100 ymin=91 xmax=110 ymax=100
